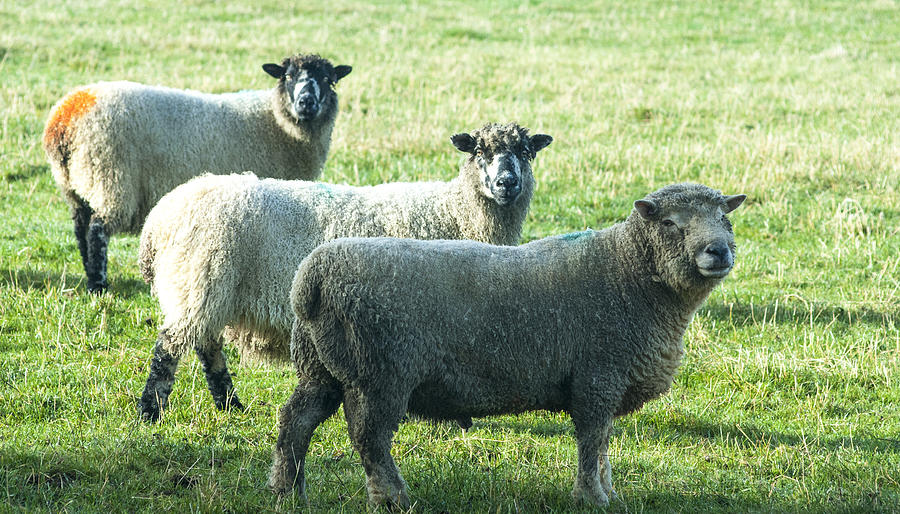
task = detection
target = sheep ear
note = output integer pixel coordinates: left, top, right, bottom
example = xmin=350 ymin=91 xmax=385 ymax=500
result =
xmin=262 ymin=63 xmax=285 ymax=79
xmin=451 ymin=133 xmax=477 ymax=154
xmin=634 ymin=199 xmax=658 ymax=219
xmin=530 ymin=134 xmax=553 ymax=154
xmin=723 ymin=194 xmax=746 ymax=213
xmin=334 ymin=65 xmax=352 ymax=83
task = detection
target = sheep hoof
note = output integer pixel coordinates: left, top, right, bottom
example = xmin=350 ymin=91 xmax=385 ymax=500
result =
xmin=137 ymin=396 xmax=162 ymax=423
xmin=214 ymin=396 xmax=245 ymax=412
xmin=138 ymin=404 xmax=161 ymax=423
xmin=369 ymin=491 xmax=410 ymax=511
xmin=572 ymin=484 xmax=609 ymax=508
xmin=267 ymin=474 xmax=305 ymax=499
xmin=87 ymin=281 xmax=108 ymax=294
xmin=366 ymin=480 xmax=410 ymax=510
xmin=456 ymin=417 xmax=473 ymax=431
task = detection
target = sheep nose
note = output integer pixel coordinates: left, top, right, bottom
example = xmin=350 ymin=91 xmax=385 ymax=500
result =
xmin=294 ymin=93 xmax=319 ymax=119
xmin=495 ymin=172 xmax=518 ymax=189
xmin=697 ymin=241 xmax=734 ymax=277
xmin=704 ymin=242 xmax=731 ymax=264
xmin=297 ymin=94 xmax=316 ymax=108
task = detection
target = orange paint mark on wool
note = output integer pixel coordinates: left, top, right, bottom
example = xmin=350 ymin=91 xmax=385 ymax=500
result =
xmin=43 ymin=88 xmax=97 ymax=149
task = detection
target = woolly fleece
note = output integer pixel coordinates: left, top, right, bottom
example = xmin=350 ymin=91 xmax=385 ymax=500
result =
xmin=45 ymin=77 xmax=340 ymax=234
xmin=272 ymin=183 xmax=746 ymax=507
xmin=43 ymin=54 xmax=349 ymax=293
xmin=139 ymin=122 xmax=550 ymax=362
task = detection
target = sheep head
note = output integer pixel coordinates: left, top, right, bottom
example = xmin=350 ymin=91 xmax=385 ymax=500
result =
xmin=633 ymin=183 xmax=745 ymax=294
xmin=451 ymin=122 xmax=552 ymax=206
xmin=263 ymin=54 xmax=352 ymax=122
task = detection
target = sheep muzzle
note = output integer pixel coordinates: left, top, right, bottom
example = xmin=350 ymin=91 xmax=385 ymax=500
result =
xmin=695 ymin=240 xmax=734 ymax=278
xmin=292 ymin=78 xmax=322 ymax=120
xmin=484 ymin=153 xmax=523 ymax=206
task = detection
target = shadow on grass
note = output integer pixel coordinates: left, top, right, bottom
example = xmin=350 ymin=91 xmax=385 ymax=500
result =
xmin=0 ymin=439 xmax=231 ymax=508
xmin=649 ymin=411 xmax=900 ymax=454
xmin=474 ymin=415 xmax=573 ymax=437
xmin=701 ymin=299 xmax=895 ymax=328
xmin=468 ymin=409 xmax=899 ymax=459
xmin=1 ymin=448 xmax=91 ymax=490
xmin=3 ymin=163 xmax=48 ymax=182
xmin=1 ymin=435 xmax=343 ymax=510
xmin=3 ymin=431 xmax=894 ymax=512
xmin=0 ymin=267 xmax=149 ymax=298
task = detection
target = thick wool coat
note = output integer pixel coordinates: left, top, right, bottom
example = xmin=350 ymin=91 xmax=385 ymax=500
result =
xmin=43 ymin=56 xmax=340 ymax=234
xmin=272 ymin=183 xmax=743 ymax=507
xmin=139 ymin=124 xmax=542 ymax=360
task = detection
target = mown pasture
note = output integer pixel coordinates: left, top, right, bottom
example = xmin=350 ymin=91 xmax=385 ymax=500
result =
xmin=1 ymin=0 xmax=898 ymax=511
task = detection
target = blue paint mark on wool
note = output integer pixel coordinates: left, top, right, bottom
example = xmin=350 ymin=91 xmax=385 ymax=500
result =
xmin=558 ymin=230 xmax=593 ymax=242
xmin=314 ymin=182 xmax=337 ymax=198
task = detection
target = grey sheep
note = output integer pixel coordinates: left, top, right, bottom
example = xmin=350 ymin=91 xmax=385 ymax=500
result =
xmin=136 ymin=122 xmax=552 ymax=422
xmin=269 ymin=183 xmax=746 ymax=508
xmin=42 ymin=53 xmax=351 ymax=293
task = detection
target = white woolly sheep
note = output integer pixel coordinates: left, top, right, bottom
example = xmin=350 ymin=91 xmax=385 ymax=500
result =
xmin=136 ymin=122 xmax=552 ymax=422
xmin=42 ymin=53 xmax=351 ymax=293
xmin=269 ymin=183 xmax=746 ymax=508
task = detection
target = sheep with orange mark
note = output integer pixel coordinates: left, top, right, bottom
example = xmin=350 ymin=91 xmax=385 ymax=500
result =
xmin=42 ymin=53 xmax=351 ymax=293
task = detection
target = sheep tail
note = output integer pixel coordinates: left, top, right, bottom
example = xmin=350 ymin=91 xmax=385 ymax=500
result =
xmin=291 ymin=258 xmax=322 ymax=321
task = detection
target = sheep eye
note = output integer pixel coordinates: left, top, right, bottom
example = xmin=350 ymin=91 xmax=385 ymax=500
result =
xmin=475 ymin=149 xmax=484 ymax=157
xmin=284 ymin=74 xmax=292 ymax=81
xmin=662 ymin=219 xmax=675 ymax=227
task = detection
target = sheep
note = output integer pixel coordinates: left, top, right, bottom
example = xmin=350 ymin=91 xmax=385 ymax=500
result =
xmin=42 ymin=53 xmax=352 ymax=293
xmin=136 ymin=122 xmax=553 ymax=422
xmin=268 ymin=182 xmax=746 ymax=508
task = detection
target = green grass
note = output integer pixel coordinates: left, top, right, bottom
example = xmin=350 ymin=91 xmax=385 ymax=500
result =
xmin=1 ymin=0 xmax=898 ymax=511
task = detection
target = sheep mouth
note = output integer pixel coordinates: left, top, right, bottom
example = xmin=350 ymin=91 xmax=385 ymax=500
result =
xmin=697 ymin=266 xmax=732 ymax=278
xmin=492 ymin=190 xmax=520 ymax=206
xmin=293 ymin=104 xmax=321 ymax=121
xmin=490 ymin=185 xmax=521 ymax=206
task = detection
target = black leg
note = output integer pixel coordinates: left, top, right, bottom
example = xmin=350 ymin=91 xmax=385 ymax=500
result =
xmin=456 ymin=416 xmax=473 ymax=431
xmin=71 ymin=198 xmax=92 ymax=274
xmin=195 ymin=341 xmax=244 ymax=412
xmin=138 ymin=331 xmax=181 ymax=422
xmin=85 ymin=217 xmax=109 ymax=294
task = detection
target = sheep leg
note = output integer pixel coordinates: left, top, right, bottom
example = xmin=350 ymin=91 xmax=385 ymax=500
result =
xmin=571 ymin=412 xmax=613 ymax=507
xmin=598 ymin=423 xmax=618 ymax=501
xmin=195 ymin=339 xmax=244 ymax=412
xmin=268 ymin=378 xmax=342 ymax=496
xmin=343 ymin=387 xmax=410 ymax=509
xmin=84 ymin=216 xmax=109 ymax=294
xmin=71 ymin=197 xmax=92 ymax=276
xmin=138 ymin=330 xmax=181 ymax=422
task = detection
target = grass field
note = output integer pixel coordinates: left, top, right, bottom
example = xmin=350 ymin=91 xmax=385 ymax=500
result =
xmin=1 ymin=0 xmax=898 ymax=511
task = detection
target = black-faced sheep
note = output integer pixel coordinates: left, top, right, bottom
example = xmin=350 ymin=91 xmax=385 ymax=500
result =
xmin=42 ymin=53 xmax=351 ymax=293
xmin=136 ymin=122 xmax=552 ymax=422
xmin=269 ymin=183 xmax=746 ymax=508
